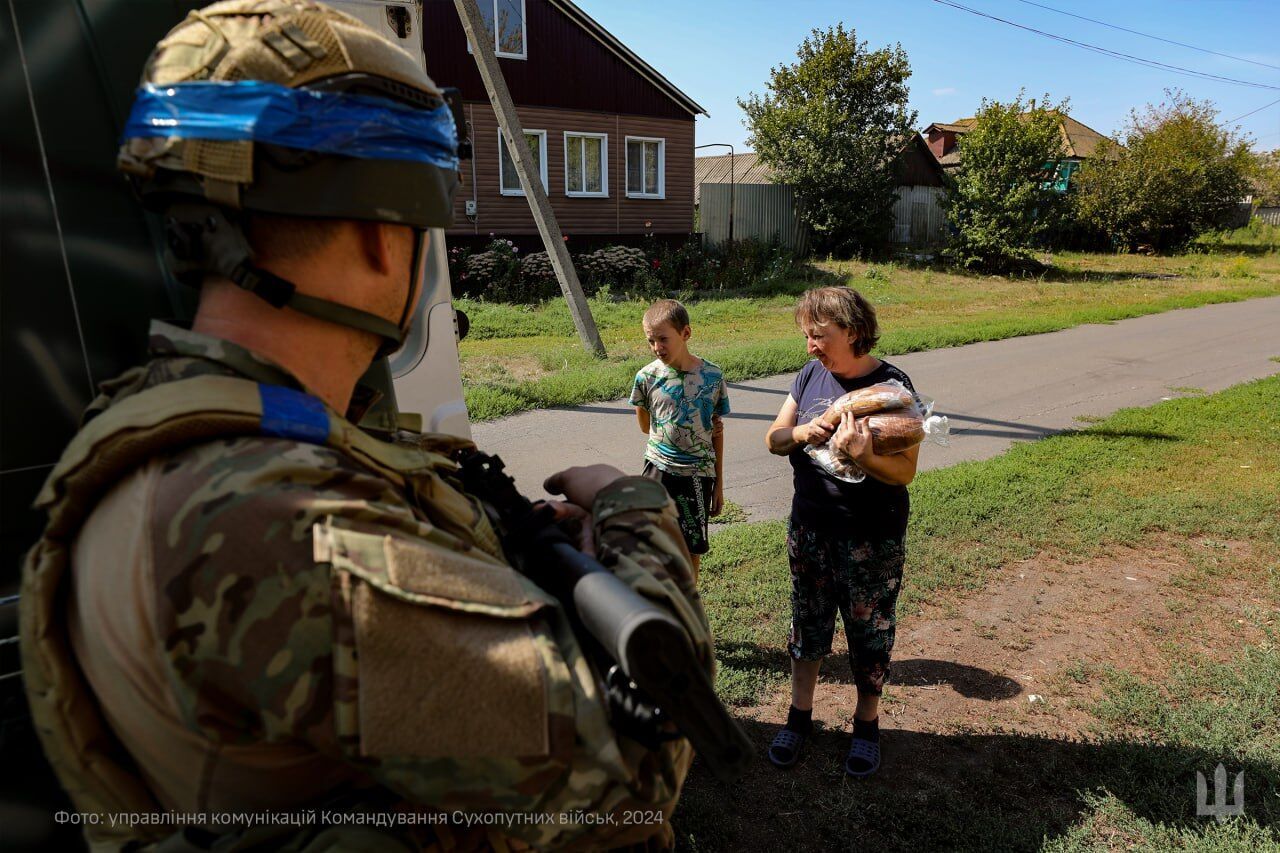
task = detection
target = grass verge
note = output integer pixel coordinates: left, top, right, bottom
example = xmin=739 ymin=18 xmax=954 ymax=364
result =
xmin=460 ymin=233 xmax=1280 ymax=421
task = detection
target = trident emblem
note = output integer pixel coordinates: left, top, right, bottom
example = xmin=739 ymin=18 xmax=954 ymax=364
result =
xmin=1196 ymin=764 xmax=1244 ymax=821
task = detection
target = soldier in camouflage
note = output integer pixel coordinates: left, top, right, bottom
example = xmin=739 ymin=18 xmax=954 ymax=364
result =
xmin=20 ymin=2 xmax=712 ymax=850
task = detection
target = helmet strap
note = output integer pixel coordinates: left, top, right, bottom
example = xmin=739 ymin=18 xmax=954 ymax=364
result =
xmin=164 ymin=203 xmax=405 ymax=350
xmin=374 ymin=229 xmax=428 ymax=360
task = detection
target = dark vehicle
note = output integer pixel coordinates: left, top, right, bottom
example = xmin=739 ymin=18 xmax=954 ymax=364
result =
xmin=2 ymin=2 xmax=467 ymax=845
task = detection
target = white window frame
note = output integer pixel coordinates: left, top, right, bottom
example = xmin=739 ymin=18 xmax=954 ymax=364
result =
xmin=563 ymin=132 xmax=609 ymax=198
xmin=625 ymin=136 xmax=665 ymax=199
xmin=467 ymin=0 xmax=527 ymax=60
xmin=498 ymin=128 xmax=548 ymax=196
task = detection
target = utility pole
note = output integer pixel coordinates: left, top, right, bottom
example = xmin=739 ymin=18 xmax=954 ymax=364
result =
xmin=454 ymin=0 xmax=606 ymax=358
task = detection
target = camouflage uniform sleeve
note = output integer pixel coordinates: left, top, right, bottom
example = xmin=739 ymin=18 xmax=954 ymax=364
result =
xmin=151 ymin=440 xmax=706 ymax=849
xmin=592 ymin=476 xmax=712 ymax=665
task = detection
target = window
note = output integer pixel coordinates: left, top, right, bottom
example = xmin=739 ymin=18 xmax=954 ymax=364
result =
xmin=498 ymin=129 xmax=547 ymax=196
xmin=625 ymin=137 xmax=664 ymax=198
xmin=472 ymin=0 xmax=526 ymax=59
xmin=564 ymin=132 xmax=608 ymax=197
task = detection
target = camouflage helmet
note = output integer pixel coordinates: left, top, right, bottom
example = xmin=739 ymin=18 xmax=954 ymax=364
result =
xmin=119 ymin=0 xmax=463 ymax=349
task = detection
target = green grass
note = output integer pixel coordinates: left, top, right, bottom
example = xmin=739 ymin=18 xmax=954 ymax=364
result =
xmin=699 ymin=375 xmax=1280 ymax=706
xmin=674 ymin=376 xmax=1280 ymax=851
xmin=460 ymin=231 xmax=1280 ymax=421
xmin=709 ymin=499 xmax=749 ymax=526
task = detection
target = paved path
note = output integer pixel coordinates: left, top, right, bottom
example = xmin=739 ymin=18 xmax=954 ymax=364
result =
xmin=473 ymin=297 xmax=1280 ymax=522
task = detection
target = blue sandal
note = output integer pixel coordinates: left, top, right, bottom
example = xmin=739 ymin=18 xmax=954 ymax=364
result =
xmin=767 ymin=727 xmax=807 ymax=768
xmin=844 ymin=736 xmax=880 ymax=777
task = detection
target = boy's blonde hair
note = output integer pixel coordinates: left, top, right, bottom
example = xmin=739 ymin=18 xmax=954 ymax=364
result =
xmin=794 ymin=286 xmax=880 ymax=357
xmin=643 ymin=299 xmax=690 ymax=331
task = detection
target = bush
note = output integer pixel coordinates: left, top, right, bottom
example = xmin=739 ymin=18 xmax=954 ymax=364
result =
xmin=942 ymin=93 xmax=1069 ymax=273
xmin=446 ymin=237 xmax=811 ymax=305
xmin=1071 ymin=91 xmax=1255 ymax=253
xmin=739 ymin=25 xmax=917 ymax=256
xmin=575 ymin=245 xmax=648 ymax=287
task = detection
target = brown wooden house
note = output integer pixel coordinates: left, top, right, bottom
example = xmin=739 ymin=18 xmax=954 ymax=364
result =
xmin=422 ymin=0 xmax=706 ymax=245
xmin=924 ymin=113 xmax=1111 ymax=190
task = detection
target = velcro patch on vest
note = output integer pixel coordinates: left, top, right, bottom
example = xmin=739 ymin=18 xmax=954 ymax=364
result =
xmin=259 ymin=384 xmax=329 ymax=443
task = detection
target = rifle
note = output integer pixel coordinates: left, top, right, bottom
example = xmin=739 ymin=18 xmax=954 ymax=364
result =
xmin=456 ymin=451 xmax=752 ymax=783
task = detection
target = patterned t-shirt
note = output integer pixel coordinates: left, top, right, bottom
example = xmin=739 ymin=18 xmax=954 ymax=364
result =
xmin=630 ymin=358 xmax=730 ymax=477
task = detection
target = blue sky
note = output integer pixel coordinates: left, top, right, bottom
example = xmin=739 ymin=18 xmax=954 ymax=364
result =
xmin=575 ymin=0 xmax=1280 ymax=152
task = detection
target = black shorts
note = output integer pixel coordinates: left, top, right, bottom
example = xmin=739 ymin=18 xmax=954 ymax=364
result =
xmin=641 ymin=461 xmax=714 ymax=555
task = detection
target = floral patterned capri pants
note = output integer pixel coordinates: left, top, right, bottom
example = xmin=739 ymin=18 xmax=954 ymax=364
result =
xmin=786 ymin=520 xmax=906 ymax=695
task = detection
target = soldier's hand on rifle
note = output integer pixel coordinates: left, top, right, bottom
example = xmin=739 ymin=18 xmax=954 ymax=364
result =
xmin=543 ymin=501 xmax=596 ymax=557
xmin=544 ymin=465 xmax=626 ymax=511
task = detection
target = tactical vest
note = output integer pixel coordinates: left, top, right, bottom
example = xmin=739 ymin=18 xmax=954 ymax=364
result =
xmin=20 ymin=374 xmax=503 ymax=850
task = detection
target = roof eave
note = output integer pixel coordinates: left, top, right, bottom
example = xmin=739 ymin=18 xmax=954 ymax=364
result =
xmin=547 ymin=0 xmax=709 ymax=117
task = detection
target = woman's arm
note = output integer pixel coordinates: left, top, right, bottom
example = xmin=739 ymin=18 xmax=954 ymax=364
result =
xmin=766 ymin=395 xmax=834 ymax=456
xmin=830 ymin=413 xmax=922 ymax=486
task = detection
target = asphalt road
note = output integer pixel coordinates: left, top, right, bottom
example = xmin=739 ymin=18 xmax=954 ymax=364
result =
xmin=473 ymin=296 xmax=1280 ymax=522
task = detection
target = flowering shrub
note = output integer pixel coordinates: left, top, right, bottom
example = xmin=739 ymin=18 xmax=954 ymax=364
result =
xmin=519 ymin=250 xmax=555 ymax=282
xmin=447 ymin=236 xmax=808 ymax=304
xmin=574 ymin=246 xmax=648 ymax=286
xmin=458 ymin=239 xmax=525 ymax=301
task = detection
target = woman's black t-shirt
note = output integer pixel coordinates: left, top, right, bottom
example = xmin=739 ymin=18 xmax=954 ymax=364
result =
xmin=787 ymin=359 xmax=916 ymax=540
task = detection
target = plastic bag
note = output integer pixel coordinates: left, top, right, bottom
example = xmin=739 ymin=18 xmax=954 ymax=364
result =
xmin=803 ymin=380 xmax=950 ymax=484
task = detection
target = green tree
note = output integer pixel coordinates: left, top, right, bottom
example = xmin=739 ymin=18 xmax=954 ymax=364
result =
xmin=739 ymin=25 xmax=916 ymax=257
xmin=942 ymin=93 xmax=1068 ymax=272
xmin=1072 ymin=92 xmax=1254 ymax=252
xmin=1250 ymin=148 xmax=1280 ymax=207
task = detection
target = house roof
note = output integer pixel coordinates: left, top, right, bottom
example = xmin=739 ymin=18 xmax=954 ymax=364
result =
xmin=693 ymin=152 xmax=774 ymax=202
xmin=927 ymin=112 xmax=1113 ymax=164
xmin=547 ymin=0 xmax=708 ymax=117
xmin=694 ymin=135 xmax=944 ymax=201
xmin=926 ymin=122 xmax=972 ymax=134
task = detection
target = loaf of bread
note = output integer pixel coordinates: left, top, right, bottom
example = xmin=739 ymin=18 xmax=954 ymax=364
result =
xmin=865 ymin=411 xmax=926 ymax=455
xmin=818 ymin=383 xmax=916 ymax=427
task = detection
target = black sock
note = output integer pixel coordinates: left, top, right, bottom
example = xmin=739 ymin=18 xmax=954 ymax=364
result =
xmin=785 ymin=705 xmax=813 ymax=735
xmin=853 ymin=715 xmax=879 ymax=742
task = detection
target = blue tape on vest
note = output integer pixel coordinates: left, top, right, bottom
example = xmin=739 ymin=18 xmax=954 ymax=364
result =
xmin=259 ymin=385 xmax=330 ymax=444
xmin=123 ymin=81 xmax=458 ymax=170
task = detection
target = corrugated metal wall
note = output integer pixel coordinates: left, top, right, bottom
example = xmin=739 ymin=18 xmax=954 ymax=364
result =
xmin=700 ymin=183 xmax=809 ymax=253
xmin=701 ymin=183 xmax=949 ymax=251
xmin=1252 ymin=207 xmax=1280 ymax=226
xmin=891 ymin=185 xmax=948 ymax=247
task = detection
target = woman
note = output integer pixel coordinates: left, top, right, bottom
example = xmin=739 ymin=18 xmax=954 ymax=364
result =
xmin=764 ymin=286 xmax=920 ymax=777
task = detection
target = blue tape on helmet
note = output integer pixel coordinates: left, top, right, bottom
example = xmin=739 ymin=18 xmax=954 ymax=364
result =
xmin=259 ymin=384 xmax=330 ymax=444
xmin=123 ymin=81 xmax=458 ymax=170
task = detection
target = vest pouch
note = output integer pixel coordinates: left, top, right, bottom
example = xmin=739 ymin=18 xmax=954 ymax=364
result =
xmin=314 ymin=517 xmax=566 ymax=762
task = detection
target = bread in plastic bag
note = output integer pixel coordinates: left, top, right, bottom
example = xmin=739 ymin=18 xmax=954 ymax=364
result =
xmin=803 ymin=379 xmax=950 ymax=483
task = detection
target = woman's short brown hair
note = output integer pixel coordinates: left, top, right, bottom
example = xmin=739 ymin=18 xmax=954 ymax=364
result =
xmin=794 ymin=286 xmax=880 ymax=357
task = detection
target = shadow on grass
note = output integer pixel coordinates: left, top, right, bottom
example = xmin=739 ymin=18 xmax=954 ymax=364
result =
xmin=930 ymin=413 xmax=1178 ymax=444
xmin=716 ymin=641 xmax=791 ymax=683
xmin=1194 ymin=243 xmax=1279 ymax=257
xmin=716 ymin=643 xmax=1021 ymax=703
xmin=676 ymin=721 xmax=1279 ymax=852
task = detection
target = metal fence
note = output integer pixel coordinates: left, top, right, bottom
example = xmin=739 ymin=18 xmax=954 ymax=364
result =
xmin=891 ymin=185 xmax=949 ymax=247
xmin=700 ymin=183 xmax=810 ymax=253
xmin=1256 ymin=207 xmax=1280 ymax=226
xmin=701 ymin=182 xmax=950 ymax=252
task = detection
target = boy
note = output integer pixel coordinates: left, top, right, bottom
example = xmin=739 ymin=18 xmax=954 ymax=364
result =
xmin=630 ymin=299 xmax=730 ymax=575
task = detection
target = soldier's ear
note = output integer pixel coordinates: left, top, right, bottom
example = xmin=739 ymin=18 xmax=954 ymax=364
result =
xmin=355 ymin=221 xmax=399 ymax=276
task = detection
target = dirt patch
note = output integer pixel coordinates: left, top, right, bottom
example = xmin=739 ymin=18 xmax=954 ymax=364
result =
xmin=461 ymin=354 xmax=546 ymax=384
xmin=676 ymin=537 xmax=1274 ymax=850
xmin=736 ymin=538 xmax=1269 ymax=739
